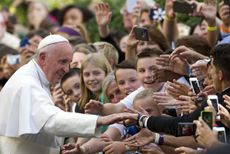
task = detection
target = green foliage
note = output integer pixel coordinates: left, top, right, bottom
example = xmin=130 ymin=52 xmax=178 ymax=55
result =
xmin=0 ymin=0 xmax=214 ymax=41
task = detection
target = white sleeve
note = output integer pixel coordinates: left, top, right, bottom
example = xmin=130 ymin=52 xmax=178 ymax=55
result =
xmin=109 ymin=123 xmax=126 ymax=138
xmin=43 ymin=112 xmax=99 ymax=138
xmin=120 ymin=86 xmax=145 ymax=109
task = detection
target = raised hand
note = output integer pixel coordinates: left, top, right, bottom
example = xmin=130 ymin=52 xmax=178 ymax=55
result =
xmin=84 ymin=99 xmax=103 ymax=115
xmin=52 ymin=84 xmax=66 ymax=111
xmin=200 ymin=0 xmax=217 ymax=25
xmin=223 ymin=95 xmax=230 ymax=109
xmin=166 ymin=79 xmax=191 ymax=99
xmin=94 ymin=3 xmax=112 ymax=27
xmin=218 ymin=104 xmax=230 ymax=128
xmin=170 ymin=46 xmax=208 ymax=64
xmin=124 ymin=129 xmax=155 ymax=147
xmin=156 ymin=54 xmax=189 ymax=76
xmin=191 ymin=59 xmax=208 ymax=80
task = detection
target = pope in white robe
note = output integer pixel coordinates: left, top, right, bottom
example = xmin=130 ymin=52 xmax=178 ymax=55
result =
xmin=0 ymin=35 xmax=134 ymax=154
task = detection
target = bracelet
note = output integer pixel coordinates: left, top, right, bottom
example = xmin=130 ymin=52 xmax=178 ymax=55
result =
xmin=138 ymin=115 xmax=148 ymax=128
xmin=207 ymin=26 xmax=217 ymax=31
xmin=164 ymin=15 xmax=175 ymax=21
xmin=154 ymin=133 xmax=160 ymax=144
xmin=154 ymin=133 xmax=164 ymax=145
xmin=158 ymin=133 xmax=164 ymax=145
xmin=144 ymin=117 xmax=149 ymax=128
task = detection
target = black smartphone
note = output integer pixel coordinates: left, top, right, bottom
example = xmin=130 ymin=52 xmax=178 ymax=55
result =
xmin=173 ymin=1 xmax=196 ymax=14
xmin=224 ymin=0 xmax=230 ymax=5
xmin=178 ymin=122 xmax=196 ymax=136
xmin=134 ymin=27 xmax=149 ymax=41
xmin=208 ymin=95 xmax=219 ymax=113
xmin=201 ymin=111 xmax=213 ymax=129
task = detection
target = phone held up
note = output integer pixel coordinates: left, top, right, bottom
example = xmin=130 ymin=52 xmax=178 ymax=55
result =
xmin=173 ymin=1 xmax=196 ymax=14
xmin=134 ymin=26 xmax=149 ymax=41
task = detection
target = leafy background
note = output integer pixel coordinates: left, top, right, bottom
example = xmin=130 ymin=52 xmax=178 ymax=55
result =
xmin=0 ymin=0 xmax=207 ymax=41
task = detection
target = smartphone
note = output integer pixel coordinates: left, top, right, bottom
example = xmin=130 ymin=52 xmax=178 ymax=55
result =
xmin=173 ymin=1 xmax=196 ymax=14
xmin=189 ymin=77 xmax=201 ymax=95
xmin=224 ymin=0 xmax=230 ymax=5
xmin=213 ymin=127 xmax=227 ymax=143
xmin=208 ymin=95 xmax=219 ymax=113
xmin=134 ymin=27 xmax=149 ymax=41
xmin=201 ymin=111 xmax=213 ymax=129
xmin=6 ymin=54 xmax=20 ymax=66
xmin=178 ymin=122 xmax=196 ymax=136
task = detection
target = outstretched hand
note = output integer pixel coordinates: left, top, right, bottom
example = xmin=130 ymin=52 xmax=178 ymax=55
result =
xmin=84 ymin=99 xmax=103 ymax=115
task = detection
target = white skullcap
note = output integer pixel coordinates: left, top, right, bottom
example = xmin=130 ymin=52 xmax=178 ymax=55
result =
xmin=37 ymin=34 xmax=69 ymax=50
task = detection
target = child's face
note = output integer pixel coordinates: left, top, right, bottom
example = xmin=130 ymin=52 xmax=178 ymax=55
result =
xmin=70 ymin=52 xmax=86 ymax=69
xmin=83 ymin=63 xmax=106 ymax=92
xmin=116 ymin=68 xmax=141 ymax=96
xmin=62 ymin=74 xmax=81 ymax=102
xmin=133 ymin=96 xmax=161 ymax=116
xmin=137 ymin=57 xmax=164 ymax=91
xmin=106 ymin=80 xmax=124 ymax=104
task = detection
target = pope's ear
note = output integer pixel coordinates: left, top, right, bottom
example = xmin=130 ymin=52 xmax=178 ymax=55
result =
xmin=38 ymin=52 xmax=46 ymax=64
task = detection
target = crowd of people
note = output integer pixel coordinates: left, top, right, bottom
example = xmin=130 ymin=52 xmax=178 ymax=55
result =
xmin=0 ymin=0 xmax=230 ymax=153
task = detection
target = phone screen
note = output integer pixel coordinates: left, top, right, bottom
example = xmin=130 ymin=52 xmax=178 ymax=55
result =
xmin=218 ymin=130 xmax=227 ymax=143
xmin=191 ymin=80 xmax=200 ymax=94
xmin=210 ymin=98 xmax=219 ymax=113
xmin=201 ymin=111 xmax=213 ymax=129
xmin=134 ymin=27 xmax=149 ymax=41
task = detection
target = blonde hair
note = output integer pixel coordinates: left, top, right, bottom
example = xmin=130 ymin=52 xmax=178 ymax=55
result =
xmin=93 ymin=42 xmax=119 ymax=68
xmin=102 ymin=72 xmax=116 ymax=103
xmin=79 ymin=53 xmax=112 ymax=110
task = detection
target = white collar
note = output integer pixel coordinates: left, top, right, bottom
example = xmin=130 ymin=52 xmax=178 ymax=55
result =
xmin=31 ymin=59 xmax=50 ymax=88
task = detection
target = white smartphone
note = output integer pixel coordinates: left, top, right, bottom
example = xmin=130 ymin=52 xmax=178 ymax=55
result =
xmin=213 ymin=127 xmax=227 ymax=143
xmin=189 ymin=77 xmax=201 ymax=94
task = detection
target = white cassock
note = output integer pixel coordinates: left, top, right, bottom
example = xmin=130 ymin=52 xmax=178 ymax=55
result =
xmin=0 ymin=59 xmax=99 ymax=154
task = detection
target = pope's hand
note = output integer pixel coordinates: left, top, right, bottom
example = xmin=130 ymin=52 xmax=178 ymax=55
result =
xmin=97 ymin=113 xmax=138 ymax=127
